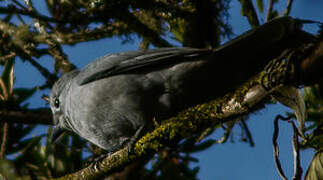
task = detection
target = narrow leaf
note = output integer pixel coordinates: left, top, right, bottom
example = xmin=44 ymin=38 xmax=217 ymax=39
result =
xmin=0 ymin=79 xmax=7 ymax=100
xmin=1 ymin=59 xmax=14 ymax=96
xmin=273 ymin=86 xmax=306 ymax=137
xmin=256 ymin=0 xmax=264 ymax=13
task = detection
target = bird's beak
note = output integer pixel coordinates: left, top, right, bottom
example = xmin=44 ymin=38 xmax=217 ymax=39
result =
xmin=42 ymin=94 xmax=50 ymax=103
xmin=50 ymin=126 xmax=65 ymax=143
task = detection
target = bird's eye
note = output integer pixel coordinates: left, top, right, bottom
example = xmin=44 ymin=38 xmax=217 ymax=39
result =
xmin=54 ymin=98 xmax=60 ymax=109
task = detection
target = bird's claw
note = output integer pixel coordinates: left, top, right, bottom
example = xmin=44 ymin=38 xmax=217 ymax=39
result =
xmin=127 ymin=125 xmax=145 ymax=155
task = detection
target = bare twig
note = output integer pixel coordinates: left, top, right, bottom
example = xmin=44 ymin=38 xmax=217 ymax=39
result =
xmin=196 ymin=127 xmax=213 ymax=143
xmin=0 ymin=52 xmax=16 ymax=63
xmin=290 ymin=121 xmax=302 ymax=180
xmin=241 ymin=119 xmax=254 ymax=147
xmin=215 ymin=126 xmax=232 ymax=144
xmin=283 ymin=0 xmax=294 ymax=17
xmin=15 ymin=13 xmax=26 ymax=24
xmin=26 ymin=57 xmax=57 ymax=82
xmin=273 ymin=115 xmax=291 ymax=180
xmin=0 ymin=122 xmax=8 ymax=159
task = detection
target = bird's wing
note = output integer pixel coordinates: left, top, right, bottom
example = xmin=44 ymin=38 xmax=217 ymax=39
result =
xmin=77 ymin=47 xmax=211 ymax=85
xmin=78 ymin=16 xmax=316 ymax=86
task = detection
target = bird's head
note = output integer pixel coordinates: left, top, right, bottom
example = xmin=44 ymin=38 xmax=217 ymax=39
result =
xmin=49 ymin=70 xmax=79 ymax=142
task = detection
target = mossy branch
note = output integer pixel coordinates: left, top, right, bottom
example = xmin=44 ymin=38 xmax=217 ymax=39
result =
xmin=55 ymin=38 xmax=323 ymax=180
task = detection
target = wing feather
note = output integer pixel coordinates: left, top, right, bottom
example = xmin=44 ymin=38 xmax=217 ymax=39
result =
xmin=77 ymin=47 xmax=211 ymax=85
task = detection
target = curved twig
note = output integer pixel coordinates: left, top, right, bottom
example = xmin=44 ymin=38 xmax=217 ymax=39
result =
xmin=273 ymin=115 xmax=291 ymax=180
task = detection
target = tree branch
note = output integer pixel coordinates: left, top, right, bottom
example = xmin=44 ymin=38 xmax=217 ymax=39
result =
xmin=45 ymin=23 xmax=129 ymax=45
xmin=55 ymin=37 xmax=323 ymax=180
xmin=0 ymin=108 xmax=52 ymax=125
xmin=273 ymin=115 xmax=289 ymax=180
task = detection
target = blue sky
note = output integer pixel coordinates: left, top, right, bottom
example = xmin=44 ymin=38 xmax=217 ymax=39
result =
xmin=7 ymin=0 xmax=323 ymax=179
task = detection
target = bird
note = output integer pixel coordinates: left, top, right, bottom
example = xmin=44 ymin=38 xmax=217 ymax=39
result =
xmin=49 ymin=16 xmax=315 ymax=152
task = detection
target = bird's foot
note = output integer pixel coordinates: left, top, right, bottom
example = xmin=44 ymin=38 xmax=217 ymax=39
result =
xmin=89 ymin=152 xmax=112 ymax=171
xmin=127 ymin=125 xmax=145 ymax=155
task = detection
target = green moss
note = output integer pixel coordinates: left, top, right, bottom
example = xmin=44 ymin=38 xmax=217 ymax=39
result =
xmin=131 ymin=70 xmax=268 ymax=167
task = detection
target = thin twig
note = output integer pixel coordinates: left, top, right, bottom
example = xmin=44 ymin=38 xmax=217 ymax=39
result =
xmin=10 ymin=0 xmax=26 ymax=9
xmin=0 ymin=122 xmax=8 ymax=159
xmin=283 ymin=0 xmax=294 ymax=17
xmin=196 ymin=127 xmax=213 ymax=143
xmin=273 ymin=115 xmax=290 ymax=180
xmin=241 ymin=119 xmax=254 ymax=147
xmin=290 ymin=121 xmax=302 ymax=180
xmin=15 ymin=13 xmax=26 ymax=24
xmin=26 ymin=57 xmax=53 ymax=79
xmin=0 ymin=52 xmax=16 ymax=63
xmin=265 ymin=0 xmax=275 ymax=22
xmin=216 ymin=125 xmax=232 ymax=144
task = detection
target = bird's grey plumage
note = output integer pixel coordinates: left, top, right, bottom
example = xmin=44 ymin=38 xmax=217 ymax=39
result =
xmin=49 ymin=16 xmax=315 ymax=152
xmin=51 ymin=47 xmax=217 ymax=151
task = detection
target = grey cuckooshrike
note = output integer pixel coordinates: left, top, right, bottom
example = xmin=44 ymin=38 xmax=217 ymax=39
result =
xmin=49 ymin=17 xmax=315 ymax=152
